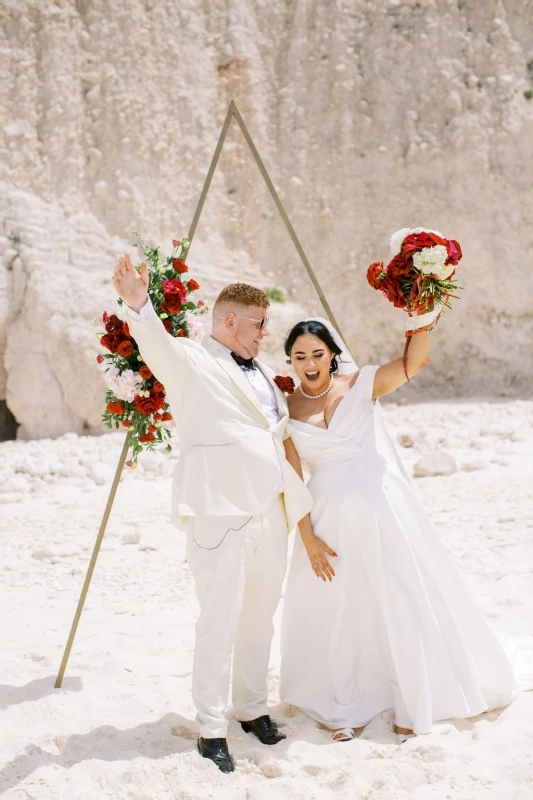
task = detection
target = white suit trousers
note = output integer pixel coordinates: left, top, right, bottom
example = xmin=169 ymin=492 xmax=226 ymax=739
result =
xmin=185 ymin=495 xmax=288 ymax=738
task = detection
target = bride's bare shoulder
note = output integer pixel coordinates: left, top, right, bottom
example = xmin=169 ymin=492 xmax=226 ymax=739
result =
xmin=287 ymin=391 xmax=309 ymax=417
xmin=287 ymin=392 xmax=300 ymax=412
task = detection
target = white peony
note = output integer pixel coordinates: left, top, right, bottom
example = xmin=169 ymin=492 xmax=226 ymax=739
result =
xmin=390 ymin=228 xmax=412 ymax=255
xmin=184 ymin=311 xmax=205 ymax=343
xmin=102 ymin=366 xmax=143 ymax=402
xmin=390 ymin=226 xmax=444 ymax=255
xmin=412 ymin=245 xmax=454 ymax=279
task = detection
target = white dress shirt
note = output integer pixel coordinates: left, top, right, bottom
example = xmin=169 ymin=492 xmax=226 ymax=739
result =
xmin=215 ymin=340 xmax=284 ymax=493
xmin=127 ymin=298 xmax=285 ymax=492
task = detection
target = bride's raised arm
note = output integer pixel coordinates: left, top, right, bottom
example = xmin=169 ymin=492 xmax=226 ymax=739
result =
xmin=372 ymin=307 xmax=440 ymax=400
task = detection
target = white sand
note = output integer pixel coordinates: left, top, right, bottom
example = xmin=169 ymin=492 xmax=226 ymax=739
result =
xmin=1 ymin=400 xmax=533 ymax=799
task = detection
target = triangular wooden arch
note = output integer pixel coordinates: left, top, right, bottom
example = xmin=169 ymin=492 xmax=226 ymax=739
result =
xmin=55 ymin=100 xmax=346 ymax=688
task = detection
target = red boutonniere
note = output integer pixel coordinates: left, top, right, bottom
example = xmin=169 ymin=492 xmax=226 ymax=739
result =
xmin=274 ymin=375 xmax=295 ymax=394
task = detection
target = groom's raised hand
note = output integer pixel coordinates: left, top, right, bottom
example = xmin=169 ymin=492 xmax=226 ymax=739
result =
xmin=112 ymin=253 xmax=149 ymax=313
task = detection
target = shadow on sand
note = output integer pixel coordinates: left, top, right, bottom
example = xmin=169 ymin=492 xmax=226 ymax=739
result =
xmin=0 ymin=676 xmax=83 ymax=710
xmin=0 ymin=708 xmax=197 ymax=795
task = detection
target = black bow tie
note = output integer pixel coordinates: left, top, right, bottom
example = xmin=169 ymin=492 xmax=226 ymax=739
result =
xmin=231 ymin=352 xmax=256 ymax=371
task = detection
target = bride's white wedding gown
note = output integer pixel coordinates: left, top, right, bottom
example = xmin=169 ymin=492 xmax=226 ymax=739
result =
xmin=280 ymin=365 xmax=527 ymax=734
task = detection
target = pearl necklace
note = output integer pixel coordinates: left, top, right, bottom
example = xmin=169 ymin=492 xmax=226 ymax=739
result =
xmin=299 ymin=375 xmax=333 ymax=400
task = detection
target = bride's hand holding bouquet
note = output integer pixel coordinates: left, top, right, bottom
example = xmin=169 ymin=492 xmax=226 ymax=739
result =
xmin=367 ymin=227 xmax=463 ymax=383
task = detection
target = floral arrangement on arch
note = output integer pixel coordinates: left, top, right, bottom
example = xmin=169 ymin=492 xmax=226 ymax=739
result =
xmin=96 ymin=236 xmax=207 ymax=467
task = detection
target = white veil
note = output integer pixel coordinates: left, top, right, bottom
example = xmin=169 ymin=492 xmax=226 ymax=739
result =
xmin=304 ymin=317 xmax=359 ymax=374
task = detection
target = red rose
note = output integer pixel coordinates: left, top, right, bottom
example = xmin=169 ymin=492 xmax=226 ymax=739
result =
xmin=445 ymin=239 xmax=462 ymax=266
xmin=161 ymin=295 xmax=182 ymax=315
xmin=100 ymin=332 xmax=123 ymax=353
xmin=366 ymin=261 xmax=386 ymax=290
xmin=387 ymin=252 xmax=412 ymax=280
xmin=96 ymin=354 xmax=104 ymax=364
xmin=152 ymin=380 xmax=165 ymax=394
xmin=133 ymin=394 xmax=166 ymax=415
xmin=161 ymin=412 xmax=173 ymax=421
xmin=121 ymin=420 xmax=131 ymax=428
xmin=106 ymin=401 xmax=126 ymax=415
xmin=105 ymin=314 xmax=125 ymax=333
xmin=427 ymin=232 xmax=447 ymax=246
xmin=102 ymin=311 xmax=109 ymax=324
xmin=274 ymin=375 xmax=295 ymax=394
xmin=401 ymin=231 xmax=446 ymax=258
xmin=177 ymin=329 xmax=186 ymax=337
xmin=163 ymin=319 xmax=173 ymax=334
xmin=123 ymin=321 xmax=130 ymax=338
xmin=117 ymin=340 xmax=134 ymax=357
xmin=187 ymin=278 xmax=200 ymax=292
xmin=163 ymin=279 xmax=178 ymax=294
xmin=154 ymin=413 xmax=163 ymax=421
xmin=139 ymin=365 xmax=152 ymax=380
xmin=173 ymin=257 xmax=188 ymax=273
xmin=172 ymin=239 xmax=181 ymax=247
xmin=111 ymin=330 xmax=125 ymax=347
xmin=149 ymin=425 xmax=157 ymax=433
xmin=380 ymin=275 xmax=408 ymax=308
xmin=198 ymin=300 xmax=205 ymax=308
xmin=139 ymin=432 xmax=156 ymax=443
xmin=163 ymin=278 xmax=187 ymax=297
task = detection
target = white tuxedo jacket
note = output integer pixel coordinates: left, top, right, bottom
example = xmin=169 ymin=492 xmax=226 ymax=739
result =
xmin=126 ymin=305 xmax=312 ymax=531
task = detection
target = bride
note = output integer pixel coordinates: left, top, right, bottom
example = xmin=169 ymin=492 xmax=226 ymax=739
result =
xmin=279 ymin=311 xmax=524 ymax=742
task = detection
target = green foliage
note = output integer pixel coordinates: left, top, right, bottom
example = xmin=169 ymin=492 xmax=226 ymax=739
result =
xmin=264 ymin=286 xmax=287 ymax=303
xmin=418 ymin=277 xmax=463 ymax=310
xmin=524 ymin=89 xmax=533 ymax=100
xmin=399 ymin=274 xmax=462 ymax=311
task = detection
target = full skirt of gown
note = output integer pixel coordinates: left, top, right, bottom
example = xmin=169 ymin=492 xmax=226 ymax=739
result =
xmin=280 ymin=365 xmax=530 ymax=734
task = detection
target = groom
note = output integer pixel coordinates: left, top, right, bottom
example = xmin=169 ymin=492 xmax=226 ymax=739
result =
xmin=112 ymin=255 xmax=312 ymax=773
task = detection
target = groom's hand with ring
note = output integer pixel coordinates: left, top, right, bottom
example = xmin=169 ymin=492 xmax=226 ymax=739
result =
xmin=303 ymin=535 xmax=337 ymax=582
xmin=112 ymin=253 xmax=149 ymax=312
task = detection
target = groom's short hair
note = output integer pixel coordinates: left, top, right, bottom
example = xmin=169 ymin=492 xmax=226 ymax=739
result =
xmin=214 ymin=283 xmax=270 ymax=310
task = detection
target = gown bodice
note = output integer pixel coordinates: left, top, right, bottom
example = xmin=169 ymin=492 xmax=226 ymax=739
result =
xmin=289 ymin=365 xmax=378 ymax=475
xmin=289 ymin=364 xmax=411 ymax=486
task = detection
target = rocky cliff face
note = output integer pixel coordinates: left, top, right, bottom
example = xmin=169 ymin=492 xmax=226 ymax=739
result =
xmin=1 ymin=0 xmax=532 ymax=437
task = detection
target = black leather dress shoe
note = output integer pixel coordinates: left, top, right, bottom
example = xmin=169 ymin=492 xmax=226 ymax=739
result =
xmin=197 ymin=737 xmax=236 ymax=773
xmin=240 ymin=715 xmax=286 ymax=745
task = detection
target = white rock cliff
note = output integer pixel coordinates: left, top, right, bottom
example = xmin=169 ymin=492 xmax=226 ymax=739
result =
xmin=1 ymin=0 xmax=532 ymax=437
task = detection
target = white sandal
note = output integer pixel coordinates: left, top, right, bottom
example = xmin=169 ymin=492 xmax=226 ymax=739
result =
xmin=331 ymin=727 xmax=357 ymax=742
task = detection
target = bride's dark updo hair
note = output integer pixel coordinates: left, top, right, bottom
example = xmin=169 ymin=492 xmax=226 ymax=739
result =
xmin=284 ymin=320 xmax=343 ymax=374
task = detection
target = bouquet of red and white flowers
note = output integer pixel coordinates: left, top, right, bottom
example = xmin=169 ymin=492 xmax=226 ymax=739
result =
xmin=96 ymin=236 xmax=207 ymax=466
xmin=367 ymin=227 xmax=463 ymax=377
xmin=367 ymin=227 xmax=462 ymax=314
